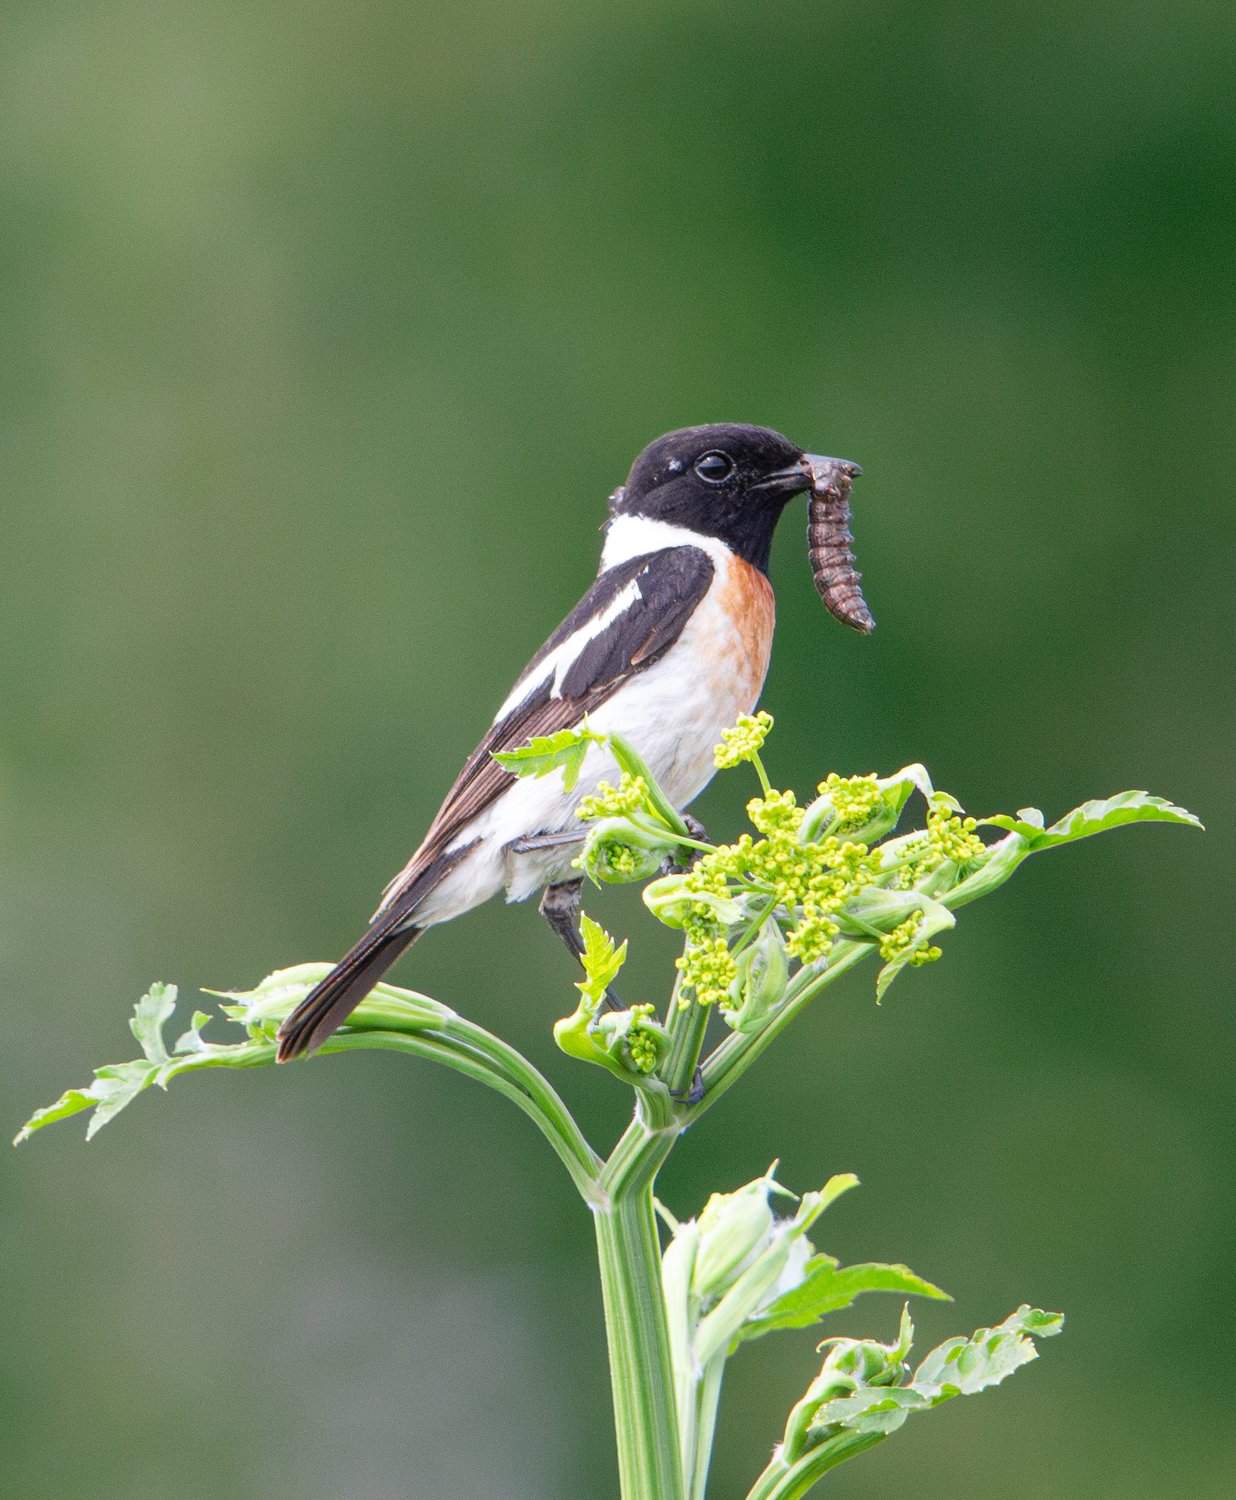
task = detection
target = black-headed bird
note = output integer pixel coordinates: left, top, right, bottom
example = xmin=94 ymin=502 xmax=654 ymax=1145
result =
xmin=277 ymin=423 xmax=871 ymax=1061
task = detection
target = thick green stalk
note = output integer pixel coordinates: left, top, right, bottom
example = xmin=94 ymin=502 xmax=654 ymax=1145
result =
xmin=593 ymin=1177 xmax=685 ymax=1500
xmin=591 ymin=986 xmax=707 ymax=1500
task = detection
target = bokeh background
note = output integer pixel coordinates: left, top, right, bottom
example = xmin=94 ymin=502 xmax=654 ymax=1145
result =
xmin=2 ymin=2 xmax=1232 ymax=1496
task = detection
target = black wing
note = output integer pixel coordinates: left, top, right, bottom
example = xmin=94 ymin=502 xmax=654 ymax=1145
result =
xmin=378 ymin=546 xmax=715 ymax=912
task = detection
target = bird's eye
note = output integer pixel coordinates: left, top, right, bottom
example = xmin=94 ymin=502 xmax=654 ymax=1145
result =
xmin=694 ymin=451 xmax=734 ymax=483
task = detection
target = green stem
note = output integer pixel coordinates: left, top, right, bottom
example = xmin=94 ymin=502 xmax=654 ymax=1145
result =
xmin=750 ymin=750 xmax=772 ymax=797
xmin=440 ymin=1016 xmax=603 ymax=1192
xmin=744 ymin=1432 xmax=887 ymax=1500
xmin=321 ymin=1029 xmax=603 ymax=1204
xmin=687 ymin=1356 xmax=726 ymax=1500
xmin=594 ymin=1152 xmax=685 ymax=1500
xmin=662 ymin=994 xmax=710 ymax=1103
xmin=697 ymin=941 xmax=870 ymax=1116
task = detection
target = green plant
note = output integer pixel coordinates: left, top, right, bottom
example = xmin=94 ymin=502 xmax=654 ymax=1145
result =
xmin=16 ymin=718 xmax=1199 ymax=1500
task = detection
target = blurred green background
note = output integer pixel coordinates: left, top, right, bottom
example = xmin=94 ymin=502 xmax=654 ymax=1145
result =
xmin=2 ymin=1 xmax=1232 ymax=1495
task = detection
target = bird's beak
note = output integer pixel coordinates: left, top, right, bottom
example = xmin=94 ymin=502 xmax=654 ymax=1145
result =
xmin=759 ymin=454 xmax=863 ymax=497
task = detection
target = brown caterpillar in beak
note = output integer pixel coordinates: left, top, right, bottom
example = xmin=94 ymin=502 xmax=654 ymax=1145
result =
xmin=807 ymin=459 xmax=875 ymax=635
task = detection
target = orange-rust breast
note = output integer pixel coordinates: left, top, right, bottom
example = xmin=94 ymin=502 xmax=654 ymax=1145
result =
xmin=716 ymin=555 xmax=775 ymax=708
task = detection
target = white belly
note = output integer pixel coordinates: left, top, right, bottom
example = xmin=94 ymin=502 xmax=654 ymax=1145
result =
xmin=413 ymin=568 xmax=771 ymax=926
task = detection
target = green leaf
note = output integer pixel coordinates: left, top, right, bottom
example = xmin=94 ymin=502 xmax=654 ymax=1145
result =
xmin=577 ymin=913 xmax=628 ymax=1007
xmin=757 ymin=1304 xmax=1066 ymax=1494
xmin=608 ymin=731 xmax=691 ymax=837
xmin=912 ymin=1305 xmax=1063 ymax=1397
xmin=13 ymin=1087 xmax=101 ymax=1143
xmin=807 ymin=1384 xmax=928 ymax=1439
xmin=942 ymin=831 xmax=1032 ymax=907
xmin=874 ymin=894 xmax=955 ymax=1002
xmin=491 ymin=726 xmax=604 ymax=791
xmin=744 ymin=1258 xmax=949 ymax=1340
xmin=130 ymin=982 xmax=176 ymax=1064
xmin=84 ymin=1060 xmax=162 ymax=1138
xmin=984 ymin=791 xmax=1201 ymax=850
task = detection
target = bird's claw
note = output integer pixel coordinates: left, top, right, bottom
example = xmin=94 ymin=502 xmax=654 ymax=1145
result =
xmin=670 ymin=1065 xmax=705 ymax=1106
xmin=660 ymin=814 xmax=710 ymax=875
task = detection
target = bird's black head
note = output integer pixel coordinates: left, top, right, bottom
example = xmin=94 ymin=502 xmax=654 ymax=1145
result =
xmin=610 ymin=423 xmax=814 ymax=574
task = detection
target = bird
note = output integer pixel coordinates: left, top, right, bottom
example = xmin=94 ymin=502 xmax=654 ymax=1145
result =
xmin=276 ymin=423 xmax=870 ymax=1061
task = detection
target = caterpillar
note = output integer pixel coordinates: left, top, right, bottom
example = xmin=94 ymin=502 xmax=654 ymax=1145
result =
xmin=806 ymin=459 xmax=875 ymax=635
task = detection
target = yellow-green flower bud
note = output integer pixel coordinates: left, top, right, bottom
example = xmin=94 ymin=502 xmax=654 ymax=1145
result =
xmin=692 ymin=1177 xmax=777 ymax=1302
xmin=713 ymin=710 xmax=774 ymax=769
xmin=723 ymin=920 xmax=789 ymax=1033
xmin=576 ymin=774 xmax=651 ymax=822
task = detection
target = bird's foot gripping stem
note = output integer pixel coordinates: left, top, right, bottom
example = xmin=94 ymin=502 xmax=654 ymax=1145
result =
xmin=660 ymin=813 xmax=710 ymax=876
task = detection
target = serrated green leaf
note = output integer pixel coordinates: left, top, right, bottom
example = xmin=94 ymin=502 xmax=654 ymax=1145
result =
xmin=129 ymin=983 xmax=176 ymax=1065
xmin=913 ymin=1305 xmax=1063 ymax=1396
xmin=810 ymin=1384 xmax=928 ymax=1438
xmin=491 ymin=726 xmax=603 ymax=792
xmin=576 ymin=913 xmax=627 ymax=1006
xmin=85 ymin=1060 xmax=161 ymax=1138
xmin=13 ymin=1088 xmax=99 ymax=1143
xmin=744 ymin=1258 xmax=949 ymax=1340
xmin=985 ymin=791 xmax=1201 ymax=850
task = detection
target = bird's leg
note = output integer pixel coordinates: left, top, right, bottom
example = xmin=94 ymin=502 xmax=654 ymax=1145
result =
xmin=660 ymin=813 xmax=711 ymax=876
xmin=538 ymin=878 xmax=623 ymax=1011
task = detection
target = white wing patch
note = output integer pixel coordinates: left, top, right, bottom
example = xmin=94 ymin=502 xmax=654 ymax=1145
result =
xmin=491 ymin=577 xmax=644 ymax=725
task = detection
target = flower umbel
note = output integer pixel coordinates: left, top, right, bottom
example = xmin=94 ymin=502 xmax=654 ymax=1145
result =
xmin=577 ymin=774 xmax=651 ymax=823
xmin=879 ymin=913 xmax=943 ymax=969
xmin=714 ymin=710 xmax=774 ymax=769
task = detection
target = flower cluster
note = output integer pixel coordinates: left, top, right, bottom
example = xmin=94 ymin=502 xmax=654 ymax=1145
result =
xmin=927 ymin=802 xmax=986 ymax=863
xmin=879 ymin=912 xmax=943 ymax=969
xmin=576 ymin=774 xmax=650 ymax=822
xmin=623 ymin=1004 xmax=663 ymax=1073
xmin=815 ymin=771 xmax=883 ymax=830
xmin=713 ymin=710 xmax=774 ymax=769
xmin=676 ymin=931 xmax=739 ymax=1008
xmin=557 ymin=717 xmax=1012 ymax=1020
xmin=667 ymin=775 xmax=902 ymax=1004
xmin=888 ymin=799 xmax=988 ymax=889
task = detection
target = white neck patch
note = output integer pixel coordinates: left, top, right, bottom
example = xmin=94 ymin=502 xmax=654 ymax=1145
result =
xmin=601 ymin=514 xmax=732 ymax=572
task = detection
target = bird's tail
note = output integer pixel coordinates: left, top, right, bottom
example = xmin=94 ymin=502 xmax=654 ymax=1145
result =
xmin=276 ymin=916 xmax=422 ymax=1062
xmin=276 ymin=838 xmax=479 ymax=1062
